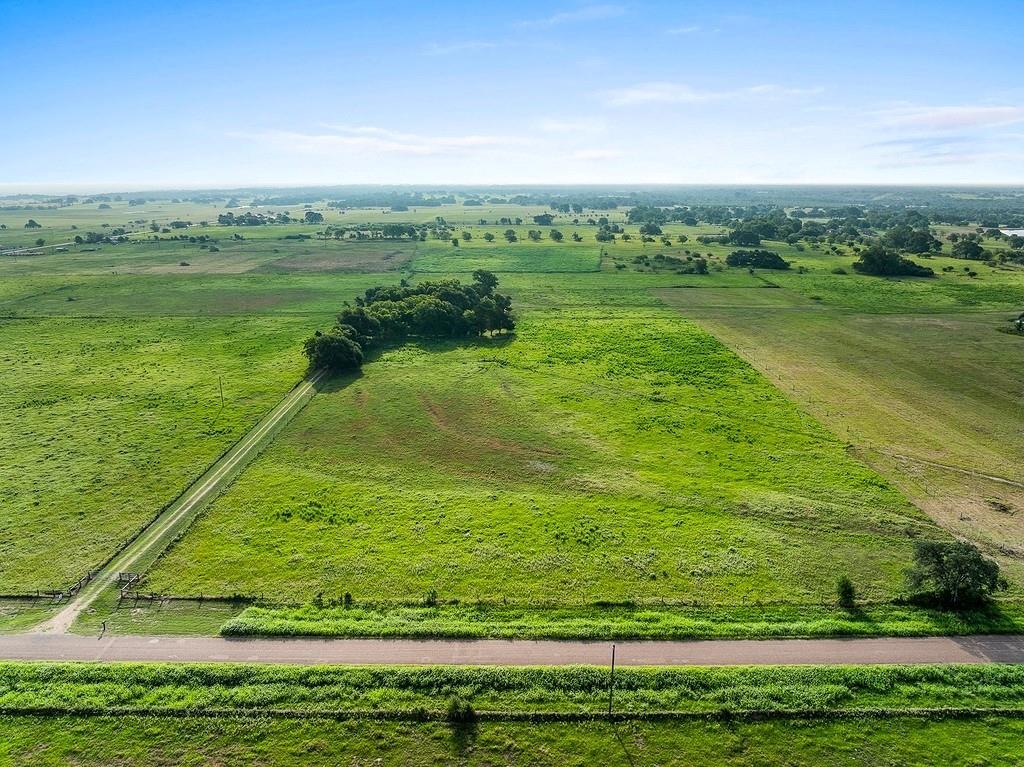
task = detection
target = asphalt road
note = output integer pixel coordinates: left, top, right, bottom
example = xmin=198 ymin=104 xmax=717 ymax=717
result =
xmin=3 ymin=633 xmax=1023 ymax=666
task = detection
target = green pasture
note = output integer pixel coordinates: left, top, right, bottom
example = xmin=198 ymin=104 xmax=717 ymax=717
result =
xmin=144 ymin=310 xmax=932 ymax=605
xmin=0 ymin=316 xmax=308 ymax=591
xmin=1 ymin=663 xmax=1024 ymax=765
xmin=1 ymin=716 xmax=1021 ymax=766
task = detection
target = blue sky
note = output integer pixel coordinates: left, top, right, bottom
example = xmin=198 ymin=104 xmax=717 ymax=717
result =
xmin=3 ymin=0 xmax=1022 ymax=190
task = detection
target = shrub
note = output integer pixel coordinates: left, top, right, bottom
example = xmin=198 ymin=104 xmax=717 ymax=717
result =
xmin=837 ymin=576 xmax=856 ymax=609
xmin=446 ymin=696 xmax=477 ymax=723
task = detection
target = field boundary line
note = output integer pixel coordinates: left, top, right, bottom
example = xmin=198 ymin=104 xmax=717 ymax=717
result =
xmin=33 ymin=369 xmax=327 ymax=634
xmin=883 ymin=451 xmax=1024 ymax=490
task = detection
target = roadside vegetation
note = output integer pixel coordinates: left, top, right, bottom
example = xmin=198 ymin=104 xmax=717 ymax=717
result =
xmin=3 ymin=662 xmax=1024 ymax=715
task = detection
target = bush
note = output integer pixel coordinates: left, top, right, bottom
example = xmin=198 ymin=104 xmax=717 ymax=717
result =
xmin=837 ymin=576 xmax=856 ymax=609
xmin=302 ymin=331 xmax=363 ymax=373
xmin=446 ymin=696 xmax=477 ymax=723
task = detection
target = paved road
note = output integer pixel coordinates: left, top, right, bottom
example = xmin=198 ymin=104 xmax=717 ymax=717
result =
xmin=36 ymin=371 xmax=326 ymax=634
xmin=3 ymin=634 xmax=1023 ymax=666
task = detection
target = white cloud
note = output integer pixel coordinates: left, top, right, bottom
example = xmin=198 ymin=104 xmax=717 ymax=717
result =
xmin=865 ymin=133 xmax=1024 ymax=168
xmin=601 ymin=81 xmax=821 ymax=107
xmin=537 ymin=117 xmax=606 ymax=134
xmin=666 ymin=24 xmax=701 ymax=35
xmin=602 ymin=82 xmax=721 ymax=106
xmin=877 ymin=105 xmax=1024 ymax=131
xmin=519 ymin=4 xmax=624 ymax=27
xmin=232 ymin=126 xmax=530 ymax=157
xmin=423 ymin=40 xmax=496 ymax=56
xmin=571 ymin=148 xmax=621 ymax=160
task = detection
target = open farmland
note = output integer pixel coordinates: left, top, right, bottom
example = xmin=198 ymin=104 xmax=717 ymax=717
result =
xmin=144 ymin=309 xmax=932 ymax=608
xmin=0 ymin=315 xmax=309 ymax=591
xmin=658 ymin=267 xmax=1024 ymax=584
xmin=1 ymin=191 xmax=1022 ymax=641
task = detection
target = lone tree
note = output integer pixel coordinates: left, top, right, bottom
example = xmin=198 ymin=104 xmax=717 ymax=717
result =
xmin=907 ymin=540 xmax=1006 ymax=609
xmin=852 ymin=243 xmax=934 ymax=277
xmin=951 ymin=239 xmax=987 ymax=261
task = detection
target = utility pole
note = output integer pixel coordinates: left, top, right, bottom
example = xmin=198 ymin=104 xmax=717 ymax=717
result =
xmin=607 ymin=643 xmax=616 ymax=715
xmin=219 ymin=376 xmax=224 ymax=409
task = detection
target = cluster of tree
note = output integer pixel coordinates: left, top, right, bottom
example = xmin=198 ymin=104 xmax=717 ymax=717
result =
xmin=325 ymin=192 xmax=454 ymax=209
xmin=632 ymin=253 xmax=708 ymax=274
xmin=73 ymin=232 xmax=116 ymax=245
xmin=303 ymin=271 xmax=514 ymax=373
xmin=950 ymin=238 xmax=989 ymax=261
xmin=725 ymin=249 xmax=790 ymax=270
xmin=217 ymin=211 xmax=292 ymax=226
xmin=882 ymin=224 xmax=942 ymax=254
xmin=851 ymin=243 xmax=934 ymax=277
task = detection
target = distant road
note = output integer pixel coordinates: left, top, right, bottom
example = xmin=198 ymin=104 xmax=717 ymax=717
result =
xmin=3 ymin=633 xmax=1024 ymax=666
xmin=35 ymin=371 xmax=327 ymax=635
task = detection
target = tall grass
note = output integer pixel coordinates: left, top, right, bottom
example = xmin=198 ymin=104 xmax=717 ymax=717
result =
xmin=2 ymin=663 xmax=1024 ymax=716
xmin=220 ymin=602 xmax=1024 ymax=640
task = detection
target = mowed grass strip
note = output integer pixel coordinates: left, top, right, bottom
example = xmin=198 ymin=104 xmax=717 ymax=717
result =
xmin=0 ymin=316 xmax=309 ymax=591
xmin=146 ymin=310 xmax=934 ymax=606
xmin=1 ymin=715 xmax=1022 ymax=767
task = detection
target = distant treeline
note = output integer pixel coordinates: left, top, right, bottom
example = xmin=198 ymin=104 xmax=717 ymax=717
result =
xmin=304 ymin=271 xmax=514 ymax=373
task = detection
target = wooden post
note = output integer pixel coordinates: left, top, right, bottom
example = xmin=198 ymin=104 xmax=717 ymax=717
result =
xmin=607 ymin=643 xmax=616 ymax=715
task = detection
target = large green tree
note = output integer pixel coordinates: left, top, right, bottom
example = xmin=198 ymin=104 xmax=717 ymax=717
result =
xmin=907 ymin=540 xmax=1006 ymax=608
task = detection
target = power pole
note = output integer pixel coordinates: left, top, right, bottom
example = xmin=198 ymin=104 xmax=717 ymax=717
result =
xmin=219 ymin=376 xmax=224 ymax=409
xmin=607 ymin=643 xmax=616 ymax=715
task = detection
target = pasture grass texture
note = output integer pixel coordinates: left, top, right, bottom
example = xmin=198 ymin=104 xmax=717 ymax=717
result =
xmin=659 ymin=280 xmax=1024 ymax=584
xmin=145 ymin=310 xmax=933 ymax=606
xmin=3 ymin=716 xmax=1023 ymax=766
xmin=3 ymin=662 xmax=1024 ymax=714
xmin=0 ymin=316 xmax=308 ymax=591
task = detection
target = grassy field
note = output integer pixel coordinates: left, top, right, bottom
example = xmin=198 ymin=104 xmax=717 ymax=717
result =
xmin=659 ymin=270 xmax=1024 ymax=584
xmin=0 ymin=315 xmax=308 ymax=591
xmin=3 ymin=715 xmax=1023 ymax=766
xmin=143 ymin=309 xmax=933 ymax=610
xmin=3 ymin=662 xmax=1024 ymax=764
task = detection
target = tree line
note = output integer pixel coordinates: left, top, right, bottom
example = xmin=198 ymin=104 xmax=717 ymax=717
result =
xmin=303 ymin=270 xmax=514 ymax=373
